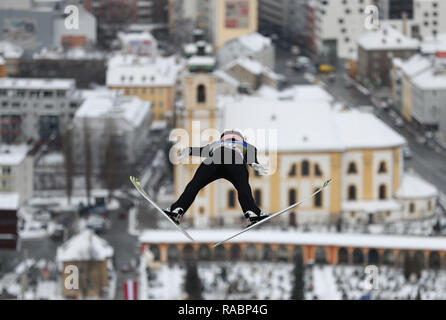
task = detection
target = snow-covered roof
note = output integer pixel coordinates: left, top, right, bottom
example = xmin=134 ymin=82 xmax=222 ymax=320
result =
xmin=411 ymin=61 xmax=446 ymax=90
xmin=38 ymin=152 xmax=64 ymax=166
xmin=33 ymin=46 xmax=105 ymax=60
xmin=358 ymin=26 xmax=419 ymax=51
xmin=342 ymin=199 xmax=402 ymax=213
xmin=139 ymin=229 xmax=446 ymax=251
xmin=0 ymin=144 xmax=29 ymax=165
xmin=184 ymin=42 xmax=213 ymax=55
xmin=257 ymin=84 xmax=334 ymax=103
xmin=226 ymin=57 xmax=263 ymax=75
xmin=56 ymin=230 xmax=113 ymax=262
xmin=396 ymin=172 xmax=438 ymax=199
xmin=0 ymin=41 xmax=24 ymax=59
xmin=220 ymin=95 xmax=405 ymax=152
xmin=107 ymin=54 xmax=183 ymax=87
xmin=398 ymin=54 xmax=431 ymax=77
xmin=0 ymin=193 xmax=20 ymax=210
xmin=224 ymin=58 xmax=282 ymax=80
xmin=0 ymin=78 xmax=75 ymax=90
xmin=420 ymin=33 xmax=446 ymax=55
xmin=227 ymin=32 xmax=272 ymax=52
xmin=75 ymin=89 xmax=151 ymax=128
xmin=118 ymin=31 xmax=157 ymax=45
xmin=187 ymin=56 xmax=216 ymax=67
xmin=213 ymin=70 xmax=240 ymax=87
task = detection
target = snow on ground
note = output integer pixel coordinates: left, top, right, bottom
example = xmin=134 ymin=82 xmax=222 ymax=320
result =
xmin=143 ymin=262 xmax=292 ymax=300
xmin=145 ymin=264 xmax=185 ymax=300
xmin=141 ymin=262 xmax=446 ymax=300
xmin=311 ymin=265 xmax=341 ymax=300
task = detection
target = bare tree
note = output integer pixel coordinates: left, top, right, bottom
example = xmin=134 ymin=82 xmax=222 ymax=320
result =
xmin=62 ymin=127 xmax=73 ymax=204
xmin=83 ymin=119 xmax=92 ymax=207
xmin=101 ymin=118 xmax=120 ymax=199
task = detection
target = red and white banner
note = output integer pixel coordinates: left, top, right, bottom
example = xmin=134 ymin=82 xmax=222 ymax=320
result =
xmin=124 ymin=280 xmax=138 ymax=300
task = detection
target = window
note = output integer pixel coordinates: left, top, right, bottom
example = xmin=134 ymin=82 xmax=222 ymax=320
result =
xmin=197 ymin=84 xmax=206 ymax=103
xmin=314 ymin=164 xmax=322 ymax=176
xmin=347 ymin=162 xmax=357 ymax=174
xmin=228 ymin=190 xmax=235 ymax=208
xmin=288 ymin=164 xmax=297 ymax=177
xmin=428 ymin=200 xmax=433 ymax=211
xmin=409 ymin=202 xmax=415 ymax=213
xmin=379 ymin=185 xmax=387 ymax=200
xmin=2 ymin=167 xmax=11 ymax=175
xmin=254 ymin=189 xmax=262 ymax=206
xmin=378 ymin=161 xmax=387 ymax=173
xmin=301 ymin=160 xmax=310 ymax=176
xmin=288 ymin=189 xmax=297 ymax=206
xmin=314 ymin=188 xmax=323 ymax=207
xmin=348 ymin=185 xmax=357 ymax=200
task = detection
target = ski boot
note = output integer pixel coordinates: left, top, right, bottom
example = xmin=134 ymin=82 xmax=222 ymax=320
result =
xmin=244 ymin=211 xmax=269 ymax=227
xmin=163 ymin=207 xmax=184 ymax=225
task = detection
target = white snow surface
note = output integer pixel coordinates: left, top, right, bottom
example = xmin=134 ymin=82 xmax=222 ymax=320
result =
xmin=358 ymin=26 xmax=419 ymax=51
xmin=56 ymin=229 xmax=113 ymax=262
xmin=75 ymin=90 xmax=151 ymax=128
xmin=220 ymin=95 xmax=405 ymax=152
xmin=0 ymin=78 xmax=75 ymax=90
xmin=0 ymin=192 xmax=19 ymax=210
xmin=396 ymin=172 xmax=438 ymax=199
xmin=0 ymin=144 xmax=30 ymax=165
xmin=107 ymin=54 xmax=184 ymax=87
xmin=139 ymin=229 xmax=446 ymax=251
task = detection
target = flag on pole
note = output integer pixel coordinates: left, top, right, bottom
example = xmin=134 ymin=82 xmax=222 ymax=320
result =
xmin=124 ymin=280 xmax=138 ymax=300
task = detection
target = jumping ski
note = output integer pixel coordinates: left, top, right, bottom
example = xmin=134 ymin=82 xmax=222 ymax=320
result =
xmin=213 ymin=178 xmax=333 ymax=247
xmin=129 ymin=176 xmax=194 ymax=241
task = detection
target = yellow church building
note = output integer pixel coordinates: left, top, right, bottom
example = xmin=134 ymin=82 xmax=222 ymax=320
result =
xmin=172 ymin=63 xmax=437 ymax=228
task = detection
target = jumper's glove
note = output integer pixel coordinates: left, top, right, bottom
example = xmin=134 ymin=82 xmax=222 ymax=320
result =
xmin=251 ymin=162 xmax=269 ymax=175
xmin=177 ymin=147 xmax=190 ymax=161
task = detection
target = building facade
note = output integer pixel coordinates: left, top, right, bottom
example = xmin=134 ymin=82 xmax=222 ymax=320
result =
xmin=210 ymin=0 xmax=258 ymax=49
xmin=313 ymin=0 xmax=374 ymax=62
xmin=106 ymin=53 xmax=183 ymax=122
xmin=56 ymin=230 xmax=114 ymax=299
xmin=0 ymin=78 xmax=81 ymax=144
xmin=173 ymin=66 xmax=437 ymax=228
xmin=0 ymin=144 xmax=33 ymax=202
xmin=139 ymin=229 xmax=446 ymax=270
xmin=72 ymin=89 xmax=151 ymax=176
xmin=357 ymin=26 xmax=419 ymax=86
xmin=216 ymin=32 xmax=275 ymax=69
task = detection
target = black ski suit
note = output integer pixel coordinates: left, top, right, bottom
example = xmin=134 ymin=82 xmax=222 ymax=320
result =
xmin=171 ymin=139 xmax=262 ymax=216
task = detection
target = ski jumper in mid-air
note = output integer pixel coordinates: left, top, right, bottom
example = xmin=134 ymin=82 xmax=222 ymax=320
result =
xmin=164 ymin=130 xmax=270 ymax=227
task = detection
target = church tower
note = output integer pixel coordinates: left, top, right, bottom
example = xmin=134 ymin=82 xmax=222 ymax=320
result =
xmin=173 ymin=42 xmax=219 ymax=228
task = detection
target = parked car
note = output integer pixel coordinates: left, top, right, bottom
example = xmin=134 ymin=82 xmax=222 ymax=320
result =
xmin=33 ymin=210 xmax=52 ymax=223
xmin=120 ymin=263 xmax=132 ymax=273
xmin=295 ymin=56 xmax=311 ymax=71
xmin=86 ymin=215 xmax=106 ymax=233
xmin=394 ymin=117 xmax=404 ymax=128
xmin=318 ymin=63 xmax=336 ymax=73
xmin=50 ymin=224 xmax=64 ymax=241
xmin=403 ymin=145 xmax=412 ymax=160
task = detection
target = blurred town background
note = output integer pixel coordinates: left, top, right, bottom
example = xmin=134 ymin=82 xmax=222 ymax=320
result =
xmin=0 ymin=0 xmax=445 ymax=300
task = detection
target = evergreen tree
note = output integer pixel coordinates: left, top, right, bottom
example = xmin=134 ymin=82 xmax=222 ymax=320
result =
xmin=403 ymin=252 xmax=412 ymax=280
xmin=184 ymin=263 xmax=203 ymax=300
xmin=291 ymin=253 xmax=305 ymax=300
xmin=62 ymin=127 xmax=73 ymax=204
